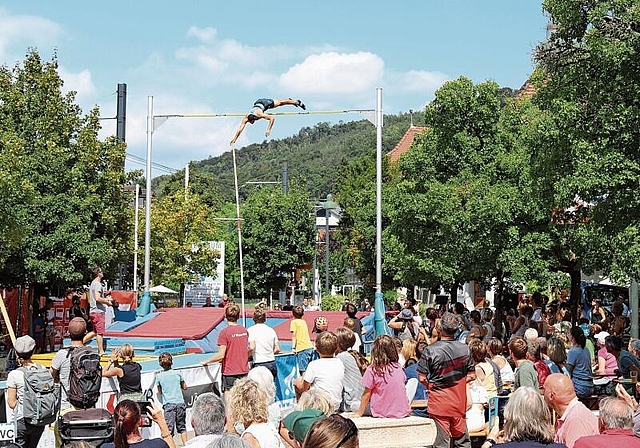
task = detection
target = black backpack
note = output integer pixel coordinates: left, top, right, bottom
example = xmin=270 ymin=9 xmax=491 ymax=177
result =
xmin=64 ymin=346 xmax=102 ymax=409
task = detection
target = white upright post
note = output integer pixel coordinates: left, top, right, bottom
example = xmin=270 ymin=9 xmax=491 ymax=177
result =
xmin=144 ymin=96 xmax=153 ymax=292
xmin=374 ymin=88 xmax=385 ymax=336
xmin=232 ymin=147 xmax=246 ymax=326
xmin=133 ymin=183 xmax=140 ymax=291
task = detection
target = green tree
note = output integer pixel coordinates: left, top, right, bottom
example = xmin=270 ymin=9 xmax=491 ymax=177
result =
xmin=531 ymin=0 xmax=640 ymax=307
xmin=241 ymin=185 xmax=315 ymax=300
xmin=0 ymin=50 xmax=132 ymax=289
xmin=146 ymin=190 xmax=220 ymax=291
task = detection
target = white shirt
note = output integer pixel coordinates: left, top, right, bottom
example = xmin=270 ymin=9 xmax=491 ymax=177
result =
xmin=350 ymin=331 xmax=361 ymax=352
xmin=248 ymin=323 xmax=279 ymax=363
xmin=303 ymin=357 xmax=345 ymax=411
xmin=7 ymin=364 xmax=45 ymax=420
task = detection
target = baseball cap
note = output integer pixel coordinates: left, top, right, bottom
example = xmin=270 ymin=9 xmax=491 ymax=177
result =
xmin=283 ymin=409 xmax=325 ymax=443
xmin=14 ymin=335 xmax=36 ymax=355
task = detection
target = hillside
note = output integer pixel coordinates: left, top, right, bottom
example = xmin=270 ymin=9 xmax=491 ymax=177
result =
xmin=152 ymin=112 xmax=422 ymax=204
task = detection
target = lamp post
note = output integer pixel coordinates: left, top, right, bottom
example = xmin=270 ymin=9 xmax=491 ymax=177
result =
xmin=323 ymin=194 xmax=338 ymax=301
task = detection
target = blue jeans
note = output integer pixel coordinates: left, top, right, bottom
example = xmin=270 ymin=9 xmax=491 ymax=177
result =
xmin=296 ymin=348 xmax=314 ymax=373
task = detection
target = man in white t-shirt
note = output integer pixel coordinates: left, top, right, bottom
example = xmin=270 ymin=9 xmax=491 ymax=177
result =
xmin=88 ymin=266 xmax=112 ymax=355
xmin=248 ymin=309 xmax=280 ymax=378
xmin=293 ymin=331 xmax=345 ymax=411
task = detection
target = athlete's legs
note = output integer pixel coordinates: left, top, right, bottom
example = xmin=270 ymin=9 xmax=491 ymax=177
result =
xmin=273 ymin=98 xmax=305 ymax=110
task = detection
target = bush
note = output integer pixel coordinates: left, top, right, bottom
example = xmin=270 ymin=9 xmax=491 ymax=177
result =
xmin=321 ymin=294 xmax=347 ymax=311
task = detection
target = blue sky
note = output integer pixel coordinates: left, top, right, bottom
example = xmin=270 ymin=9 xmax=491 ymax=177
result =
xmin=1 ymin=1 xmax=548 ymax=176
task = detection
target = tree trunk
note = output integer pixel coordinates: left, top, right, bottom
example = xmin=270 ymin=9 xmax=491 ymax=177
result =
xmin=569 ymin=268 xmax=582 ymax=325
xmin=495 ymin=269 xmax=505 ymax=339
xmin=450 ymin=281 xmax=459 ymax=306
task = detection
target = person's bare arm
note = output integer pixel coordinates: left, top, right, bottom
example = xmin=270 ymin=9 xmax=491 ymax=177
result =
xmin=230 ymin=116 xmax=249 ymax=145
xmin=180 ymin=380 xmax=187 ymax=391
xmin=7 ymin=387 xmax=17 ymax=409
xmin=242 ymin=432 xmax=262 ymax=448
xmin=202 ymin=346 xmax=226 ymax=365
xmin=264 ymin=116 xmax=275 ymax=137
xmin=356 ymin=388 xmax=372 ymax=417
xmin=274 ymin=340 xmax=281 ymax=354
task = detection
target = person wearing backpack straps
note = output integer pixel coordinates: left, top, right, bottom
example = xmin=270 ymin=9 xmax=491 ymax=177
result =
xmin=7 ymin=335 xmax=58 ymax=448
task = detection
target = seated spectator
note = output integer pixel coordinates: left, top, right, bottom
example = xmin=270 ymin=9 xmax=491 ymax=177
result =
xmin=334 ymin=327 xmax=364 ymax=412
xmin=524 ymin=327 xmax=539 ymax=343
xmin=481 ymin=386 xmax=566 ymax=448
xmin=487 ymin=338 xmax=514 ymax=387
xmin=615 ymin=383 xmax=640 ymax=438
xmin=301 ymin=414 xmax=358 ymax=448
xmin=567 ymin=326 xmax=594 ymax=398
xmin=469 ymin=338 xmax=497 ymax=399
xmin=185 ymin=392 xmax=225 ymax=448
xmin=546 ymin=337 xmax=570 ymax=375
xmin=606 ymin=335 xmax=640 ymax=378
xmin=103 ymin=399 xmax=175 ymax=448
xmin=228 ymin=378 xmax=283 ymax=448
xmin=348 ymin=349 xmax=370 ymax=375
xmin=404 ymin=340 xmax=429 ymax=416
xmin=509 ymin=337 xmax=539 ymax=390
xmin=544 ymin=373 xmax=598 ymax=448
xmin=342 ymin=318 xmax=361 ymax=353
xmin=356 ymin=334 xmax=411 ymax=418
xmin=247 ymin=366 xmax=280 ymax=429
xmin=210 ymin=434 xmax=252 ymax=448
xmin=280 ymin=390 xmax=332 ymax=447
xmin=595 ymin=331 xmax=617 ymax=375
xmin=527 ymin=341 xmax=551 ymax=387
xmin=466 ymin=381 xmax=488 ymax=434
xmin=293 ymin=332 xmax=344 ymax=411
xmin=401 ymin=338 xmax=419 ymax=368
xmin=575 ymin=397 xmax=640 ymax=448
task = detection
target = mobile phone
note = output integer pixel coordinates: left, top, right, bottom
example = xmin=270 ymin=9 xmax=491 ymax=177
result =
xmin=137 ymin=401 xmax=152 ymax=427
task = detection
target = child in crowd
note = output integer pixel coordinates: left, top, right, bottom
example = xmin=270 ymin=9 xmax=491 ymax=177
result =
xmin=293 ymin=332 xmax=345 ymax=411
xmin=155 ymin=352 xmax=188 ymax=446
xmin=290 ymin=306 xmax=314 ymax=375
xmin=508 ymin=337 xmax=539 ymax=390
xmin=356 ymin=335 xmax=411 ymax=418
xmin=343 ymin=318 xmax=361 ymax=352
xmin=334 ymin=327 xmax=364 ymax=412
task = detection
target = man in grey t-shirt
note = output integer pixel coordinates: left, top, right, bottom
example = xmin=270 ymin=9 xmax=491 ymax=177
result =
xmin=88 ymin=267 xmax=112 ymax=355
xmin=51 ymin=317 xmax=90 ymax=411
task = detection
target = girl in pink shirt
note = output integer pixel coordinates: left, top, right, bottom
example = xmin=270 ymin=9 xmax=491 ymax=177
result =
xmin=356 ymin=335 xmax=411 ymax=418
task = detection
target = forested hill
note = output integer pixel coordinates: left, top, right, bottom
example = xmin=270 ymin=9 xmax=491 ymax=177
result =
xmin=152 ymin=112 xmax=420 ymax=204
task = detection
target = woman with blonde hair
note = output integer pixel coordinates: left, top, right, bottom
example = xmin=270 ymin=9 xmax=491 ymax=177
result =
xmin=102 ymin=343 xmax=143 ymax=402
xmin=481 ymin=386 xmax=565 ymax=448
xmin=228 ymin=378 xmax=284 ymax=448
xmin=302 ymin=414 xmax=358 ymax=448
xmin=401 ymin=338 xmax=419 ymax=368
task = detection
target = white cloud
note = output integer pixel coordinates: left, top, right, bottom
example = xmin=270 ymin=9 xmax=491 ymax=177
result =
xmin=0 ymin=8 xmax=62 ymax=62
xmin=393 ymin=70 xmax=449 ymax=92
xmin=187 ymin=26 xmax=217 ymax=43
xmin=59 ymin=67 xmax=97 ymax=103
xmin=279 ymin=52 xmax=384 ymax=94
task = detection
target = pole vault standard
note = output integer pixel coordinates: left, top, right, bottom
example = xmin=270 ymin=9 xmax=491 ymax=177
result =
xmin=141 ymin=94 xmax=380 ymax=326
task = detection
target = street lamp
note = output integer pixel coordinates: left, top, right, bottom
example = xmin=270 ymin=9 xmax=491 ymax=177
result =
xmin=323 ymin=194 xmax=338 ymax=301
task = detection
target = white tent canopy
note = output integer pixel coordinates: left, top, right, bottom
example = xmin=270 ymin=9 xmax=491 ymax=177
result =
xmin=148 ymin=285 xmax=178 ymax=294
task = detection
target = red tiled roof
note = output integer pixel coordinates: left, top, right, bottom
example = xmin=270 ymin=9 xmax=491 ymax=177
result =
xmin=516 ymin=80 xmax=537 ymax=99
xmin=387 ymin=126 xmax=428 ymax=163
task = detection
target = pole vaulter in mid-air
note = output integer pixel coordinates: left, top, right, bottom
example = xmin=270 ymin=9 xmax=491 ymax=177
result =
xmin=230 ymin=97 xmax=306 ymax=145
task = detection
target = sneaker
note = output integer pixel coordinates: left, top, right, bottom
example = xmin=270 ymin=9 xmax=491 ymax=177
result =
xmin=296 ymin=99 xmax=306 ymax=110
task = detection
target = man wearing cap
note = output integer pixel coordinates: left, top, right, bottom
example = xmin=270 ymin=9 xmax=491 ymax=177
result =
xmin=389 ymin=308 xmax=421 ymax=342
xmin=605 ymin=335 xmax=640 ymax=378
xmin=7 ymin=335 xmax=48 ymax=448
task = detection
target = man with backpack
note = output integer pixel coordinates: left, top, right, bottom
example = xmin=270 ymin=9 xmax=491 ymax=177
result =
xmin=51 ymin=317 xmax=102 ymax=446
xmin=7 ymin=335 xmax=58 ymax=448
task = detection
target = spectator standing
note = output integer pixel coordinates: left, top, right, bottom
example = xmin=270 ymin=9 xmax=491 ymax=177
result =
xmin=202 ymin=297 xmax=214 ymax=307
xmin=417 ymin=312 xmax=476 ymax=448
xmin=51 ymin=317 xmax=89 ymax=412
xmin=7 ymin=336 xmax=48 ymax=448
xmin=344 ymin=303 xmax=364 ymax=351
xmin=155 ymin=352 xmax=188 ymax=446
xmin=32 ymin=310 xmax=45 ymax=353
xmin=184 ymin=393 xmax=226 ymax=448
xmin=202 ymin=304 xmax=249 ymax=397
xmin=218 ymin=294 xmax=232 ymax=308
xmin=289 ymin=306 xmax=314 ymax=375
xmin=543 ymin=373 xmax=598 ymax=448
xmin=574 ymin=397 xmax=640 ymax=448
xmin=88 ymin=266 xmax=112 ymax=355
xmin=102 ymin=343 xmax=143 ymax=402
xmin=43 ymin=299 xmax=56 ymax=353
xmin=248 ymin=309 xmax=280 ymax=378
xmin=509 ymin=337 xmax=539 ymax=390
